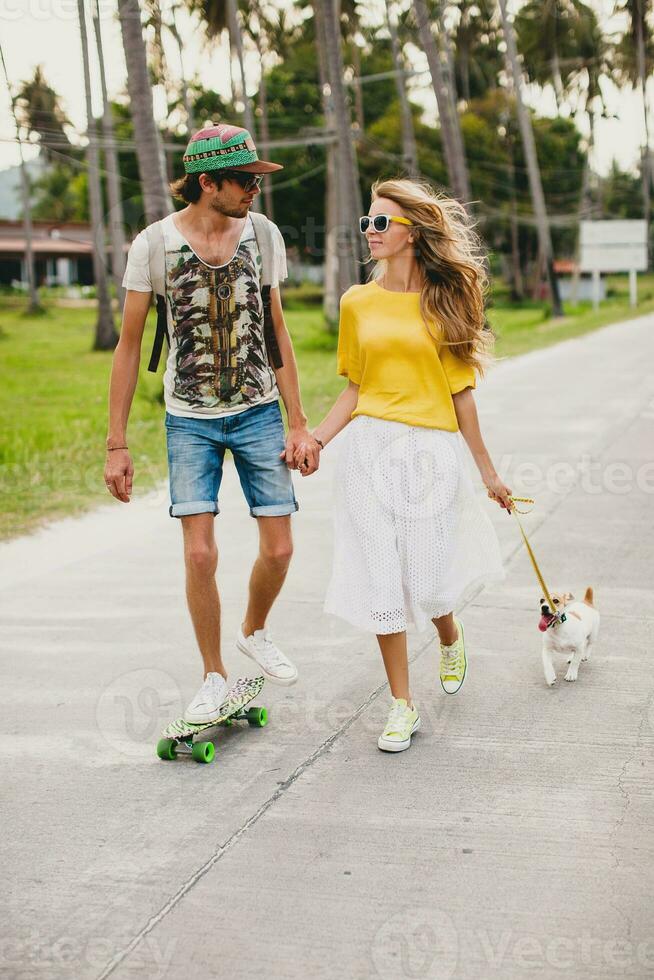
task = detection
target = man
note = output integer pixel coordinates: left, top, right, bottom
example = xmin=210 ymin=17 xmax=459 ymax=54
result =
xmin=104 ymin=123 xmax=321 ymax=723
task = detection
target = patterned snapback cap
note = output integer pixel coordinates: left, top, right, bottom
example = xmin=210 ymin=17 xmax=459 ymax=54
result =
xmin=183 ymin=123 xmax=283 ymax=174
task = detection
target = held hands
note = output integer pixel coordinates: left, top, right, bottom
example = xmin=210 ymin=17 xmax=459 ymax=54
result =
xmin=104 ymin=448 xmax=133 ymax=503
xmin=278 ymin=427 xmax=322 ymax=476
xmin=485 ymin=473 xmax=514 ymax=513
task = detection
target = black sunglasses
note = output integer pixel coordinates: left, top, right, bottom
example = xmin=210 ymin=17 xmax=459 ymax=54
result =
xmin=221 ymin=171 xmax=265 ymax=193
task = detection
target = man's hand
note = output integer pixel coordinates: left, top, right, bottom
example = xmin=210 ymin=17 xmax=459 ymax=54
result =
xmin=279 ymin=427 xmax=321 ymax=476
xmin=104 ymin=449 xmax=134 ymax=503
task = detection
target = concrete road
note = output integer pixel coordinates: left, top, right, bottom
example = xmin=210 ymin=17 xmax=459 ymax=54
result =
xmin=1 ymin=313 xmax=653 ymax=980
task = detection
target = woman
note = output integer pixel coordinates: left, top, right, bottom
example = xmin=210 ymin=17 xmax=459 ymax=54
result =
xmin=295 ymin=177 xmax=512 ymax=753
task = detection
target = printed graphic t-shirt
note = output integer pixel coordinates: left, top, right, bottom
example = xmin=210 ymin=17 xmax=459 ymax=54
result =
xmin=336 ymin=280 xmax=477 ymax=432
xmin=122 ymin=212 xmax=288 ymax=419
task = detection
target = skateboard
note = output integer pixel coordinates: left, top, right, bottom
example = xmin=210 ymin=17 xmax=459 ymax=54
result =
xmin=156 ymin=675 xmax=267 ymax=764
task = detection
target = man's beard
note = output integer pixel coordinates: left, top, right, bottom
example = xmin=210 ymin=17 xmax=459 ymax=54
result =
xmin=209 ymin=199 xmax=249 ymax=218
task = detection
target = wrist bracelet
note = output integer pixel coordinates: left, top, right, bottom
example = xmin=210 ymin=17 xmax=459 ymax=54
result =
xmin=107 ymin=446 xmax=128 ymax=451
xmin=314 ymin=436 xmax=324 ymax=449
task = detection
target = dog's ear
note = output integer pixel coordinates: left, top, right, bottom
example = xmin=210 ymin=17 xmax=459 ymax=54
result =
xmin=563 ymin=592 xmax=574 ymax=602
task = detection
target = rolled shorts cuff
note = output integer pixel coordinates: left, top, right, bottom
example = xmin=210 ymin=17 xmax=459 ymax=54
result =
xmin=250 ymin=500 xmax=300 ymax=518
xmin=169 ymin=500 xmax=220 ymax=518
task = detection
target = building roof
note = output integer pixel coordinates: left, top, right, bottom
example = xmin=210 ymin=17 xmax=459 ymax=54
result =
xmin=0 ymin=220 xmax=128 ymax=255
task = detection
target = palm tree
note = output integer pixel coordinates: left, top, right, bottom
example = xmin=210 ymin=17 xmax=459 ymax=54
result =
xmin=514 ymin=0 xmax=586 ymax=111
xmin=169 ymin=2 xmax=197 ymax=133
xmin=117 ymin=0 xmax=172 ymax=223
xmin=0 ymin=47 xmax=41 ymax=313
xmin=144 ymin=0 xmax=196 ymax=134
xmin=187 ymin=0 xmax=255 ymax=134
xmin=314 ymin=0 xmax=365 ymax=294
xmin=227 ymin=0 xmax=257 ymax=139
xmin=498 ymin=0 xmax=563 ymax=316
xmin=78 ymin=0 xmax=118 ymax=349
xmin=184 ymin=0 xmax=260 ymax=209
xmin=385 ymin=0 xmax=419 ymax=175
xmin=452 ymin=0 xmax=502 ymax=102
xmin=568 ymin=4 xmax=612 ymax=297
xmin=411 ymin=0 xmax=471 ymax=203
xmin=311 ymin=1 xmax=341 ymax=321
xmin=435 ymin=1 xmax=470 ymax=195
xmin=14 ymin=65 xmax=73 ymax=162
xmin=341 ymin=1 xmax=366 ymax=133
xmin=91 ymin=0 xmax=127 ymax=306
xmin=243 ymin=3 xmax=298 ymax=219
xmin=613 ymin=0 xmax=653 ymax=250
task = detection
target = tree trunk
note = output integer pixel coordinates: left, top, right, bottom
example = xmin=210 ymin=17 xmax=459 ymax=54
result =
xmin=570 ymin=110 xmax=595 ymax=302
xmin=0 ymin=46 xmax=41 ymax=313
xmin=412 ymin=0 xmax=470 ymax=204
xmin=92 ymin=0 xmax=127 ymax=308
xmin=316 ymin=0 xmax=364 ymax=294
xmin=314 ymin=1 xmax=340 ymax=324
xmin=386 ymin=0 xmax=419 ymax=176
xmin=117 ymin=0 xmax=172 ymax=223
xmin=170 ymin=3 xmax=196 ymax=133
xmin=498 ymin=0 xmax=562 ymax=316
xmin=351 ymin=42 xmax=365 ymax=133
xmin=227 ymin=0 xmax=260 ymax=213
xmin=257 ymin=67 xmax=274 ymax=220
xmin=78 ymin=0 xmax=118 ymax=349
xmin=634 ymin=0 xmax=651 ymax=263
xmin=550 ymin=49 xmax=564 ymax=110
xmin=0 ymin=54 xmax=42 ymax=313
xmin=18 ymin=155 xmax=41 ymax=312
xmin=459 ymin=44 xmax=470 ymax=103
xmin=507 ymin=135 xmax=524 ymax=300
xmin=437 ymin=2 xmax=470 ymax=206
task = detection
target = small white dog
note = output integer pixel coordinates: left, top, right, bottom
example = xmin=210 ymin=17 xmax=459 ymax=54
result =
xmin=538 ymin=587 xmax=600 ymax=686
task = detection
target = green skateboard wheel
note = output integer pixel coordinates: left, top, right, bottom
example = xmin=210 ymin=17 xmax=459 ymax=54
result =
xmin=156 ymin=738 xmax=177 ymax=761
xmin=191 ymin=740 xmax=215 ymax=764
xmin=247 ymin=706 xmax=268 ymax=728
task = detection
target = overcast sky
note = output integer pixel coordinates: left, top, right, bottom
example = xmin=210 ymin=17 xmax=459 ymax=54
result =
xmin=0 ymin=0 xmax=651 ymax=181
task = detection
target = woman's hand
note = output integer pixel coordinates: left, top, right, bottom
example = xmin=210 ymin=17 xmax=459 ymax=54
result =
xmin=293 ymin=434 xmax=323 ymax=476
xmin=485 ymin=473 xmax=513 ymax=512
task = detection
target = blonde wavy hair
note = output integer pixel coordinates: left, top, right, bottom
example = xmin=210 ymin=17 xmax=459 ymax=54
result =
xmin=367 ymin=177 xmax=495 ymax=376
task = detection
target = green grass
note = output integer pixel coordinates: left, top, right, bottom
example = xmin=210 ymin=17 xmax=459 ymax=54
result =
xmin=1 ymin=271 xmax=653 ymax=540
xmin=490 ymin=272 xmax=654 ymax=359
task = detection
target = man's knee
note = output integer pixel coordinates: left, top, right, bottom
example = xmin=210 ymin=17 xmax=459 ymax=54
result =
xmin=260 ymin=540 xmax=293 ymax=567
xmin=184 ymin=542 xmax=218 ymax=577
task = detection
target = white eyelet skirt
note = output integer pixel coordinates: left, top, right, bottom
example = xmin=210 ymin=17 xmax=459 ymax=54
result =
xmin=323 ymin=414 xmax=506 ymax=635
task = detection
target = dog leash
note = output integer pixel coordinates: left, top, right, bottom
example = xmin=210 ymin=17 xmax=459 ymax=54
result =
xmin=506 ymin=495 xmax=566 ymax=626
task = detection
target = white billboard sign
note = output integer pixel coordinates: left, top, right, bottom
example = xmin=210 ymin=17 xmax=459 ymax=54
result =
xmin=579 ymin=220 xmax=648 ymax=273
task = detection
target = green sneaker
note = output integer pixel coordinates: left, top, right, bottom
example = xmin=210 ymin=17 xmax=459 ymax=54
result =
xmin=439 ymin=617 xmax=467 ymax=694
xmin=378 ymin=698 xmax=421 ymax=753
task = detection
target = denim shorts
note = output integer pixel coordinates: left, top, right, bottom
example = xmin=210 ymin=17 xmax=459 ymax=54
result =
xmin=164 ymin=400 xmax=300 ymax=519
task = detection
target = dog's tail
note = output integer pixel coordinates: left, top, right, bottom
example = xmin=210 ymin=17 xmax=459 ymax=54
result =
xmin=583 ymin=586 xmax=594 ymax=606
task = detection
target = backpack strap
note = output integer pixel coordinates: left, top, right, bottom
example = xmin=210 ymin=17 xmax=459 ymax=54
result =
xmin=144 ymin=220 xmax=169 ymax=374
xmin=250 ymin=211 xmax=283 ymax=369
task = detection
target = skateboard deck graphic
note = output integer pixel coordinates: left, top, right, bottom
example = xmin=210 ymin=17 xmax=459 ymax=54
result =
xmin=156 ymin=675 xmax=267 ymax=764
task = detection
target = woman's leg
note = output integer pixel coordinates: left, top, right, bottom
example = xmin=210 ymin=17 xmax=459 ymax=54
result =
xmin=376 ymin=631 xmax=412 ymax=703
xmin=432 ymin=611 xmax=458 ymax=645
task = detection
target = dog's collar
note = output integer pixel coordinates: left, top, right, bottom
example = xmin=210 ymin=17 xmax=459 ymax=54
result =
xmin=548 ymin=612 xmax=567 ymax=629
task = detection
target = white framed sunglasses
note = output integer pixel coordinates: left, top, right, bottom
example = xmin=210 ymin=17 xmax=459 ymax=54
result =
xmin=359 ymin=214 xmax=414 ymax=234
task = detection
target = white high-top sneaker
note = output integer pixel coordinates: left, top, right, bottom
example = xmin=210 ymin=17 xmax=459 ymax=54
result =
xmin=183 ymin=672 xmax=228 ymax=724
xmin=236 ymin=625 xmax=298 ymax=685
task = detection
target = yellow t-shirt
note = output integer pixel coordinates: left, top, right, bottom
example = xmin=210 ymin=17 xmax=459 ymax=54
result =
xmin=336 ymin=281 xmax=476 ymax=432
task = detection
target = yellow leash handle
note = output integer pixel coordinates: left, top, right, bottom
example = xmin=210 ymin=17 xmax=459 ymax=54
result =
xmin=506 ymin=495 xmax=534 ymax=514
xmin=506 ymin=495 xmax=559 ymax=615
